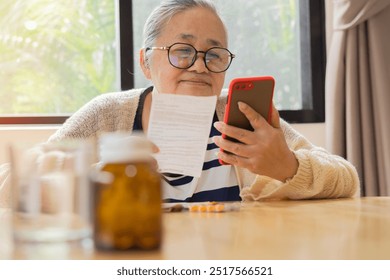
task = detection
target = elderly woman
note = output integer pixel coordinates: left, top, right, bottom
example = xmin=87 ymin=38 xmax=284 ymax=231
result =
xmin=0 ymin=0 xmax=359 ymax=205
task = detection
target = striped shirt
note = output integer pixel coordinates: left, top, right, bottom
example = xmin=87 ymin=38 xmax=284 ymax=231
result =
xmin=133 ymin=87 xmax=240 ymax=202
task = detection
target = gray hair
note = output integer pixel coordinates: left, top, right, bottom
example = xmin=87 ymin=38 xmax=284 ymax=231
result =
xmin=143 ymin=0 xmax=226 ymax=51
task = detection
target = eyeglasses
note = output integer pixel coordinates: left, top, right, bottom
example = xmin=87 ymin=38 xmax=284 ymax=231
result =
xmin=145 ymin=42 xmax=235 ymax=73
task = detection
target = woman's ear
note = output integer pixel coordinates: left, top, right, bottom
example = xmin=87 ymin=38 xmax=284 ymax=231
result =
xmin=139 ymin=49 xmax=151 ymax=80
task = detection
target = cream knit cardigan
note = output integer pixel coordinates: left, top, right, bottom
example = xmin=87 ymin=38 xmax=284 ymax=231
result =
xmin=0 ymin=88 xmax=360 ymax=207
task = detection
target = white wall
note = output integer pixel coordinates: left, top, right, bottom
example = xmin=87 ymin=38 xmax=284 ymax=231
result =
xmin=0 ymin=123 xmax=326 ymax=165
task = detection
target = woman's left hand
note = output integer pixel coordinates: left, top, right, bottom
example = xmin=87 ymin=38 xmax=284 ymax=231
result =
xmin=213 ymin=102 xmax=298 ymax=182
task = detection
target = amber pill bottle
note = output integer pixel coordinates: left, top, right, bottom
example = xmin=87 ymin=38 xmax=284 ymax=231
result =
xmin=93 ymin=133 xmax=162 ymax=250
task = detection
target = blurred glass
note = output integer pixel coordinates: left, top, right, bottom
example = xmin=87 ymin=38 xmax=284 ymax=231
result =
xmin=0 ymin=208 xmax=13 ymax=259
xmin=10 ymin=140 xmax=94 ymax=243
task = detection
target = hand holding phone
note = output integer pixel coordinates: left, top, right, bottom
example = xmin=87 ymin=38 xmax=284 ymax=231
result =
xmin=219 ymin=76 xmax=275 ymax=164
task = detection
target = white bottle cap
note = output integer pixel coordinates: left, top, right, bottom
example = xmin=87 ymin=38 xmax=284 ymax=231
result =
xmin=99 ymin=132 xmax=154 ymax=164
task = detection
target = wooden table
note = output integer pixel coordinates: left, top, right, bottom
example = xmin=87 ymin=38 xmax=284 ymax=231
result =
xmin=1 ymin=197 xmax=390 ymax=260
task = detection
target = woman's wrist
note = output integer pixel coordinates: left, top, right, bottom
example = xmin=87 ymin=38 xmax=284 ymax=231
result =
xmin=279 ymin=151 xmax=299 ymax=183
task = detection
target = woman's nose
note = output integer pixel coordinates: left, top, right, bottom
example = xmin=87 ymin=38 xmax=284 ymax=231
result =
xmin=189 ymin=53 xmax=209 ymax=73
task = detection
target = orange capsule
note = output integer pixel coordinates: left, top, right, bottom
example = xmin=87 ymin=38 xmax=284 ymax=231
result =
xmin=215 ymin=204 xmax=225 ymax=212
xmin=189 ymin=205 xmax=199 ymax=212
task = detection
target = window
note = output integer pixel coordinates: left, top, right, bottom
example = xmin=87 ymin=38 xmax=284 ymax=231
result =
xmin=0 ymin=0 xmax=118 ymax=124
xmin=0 ymin=0 xmax=325 ymax=124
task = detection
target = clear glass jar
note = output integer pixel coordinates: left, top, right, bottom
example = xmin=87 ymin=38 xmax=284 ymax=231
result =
xmin=92 ymin=132 xmax=161 ymax=250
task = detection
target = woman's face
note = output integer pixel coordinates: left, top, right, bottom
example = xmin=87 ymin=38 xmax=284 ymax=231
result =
xmin=141 ymin=7 xmax=228 ymax=97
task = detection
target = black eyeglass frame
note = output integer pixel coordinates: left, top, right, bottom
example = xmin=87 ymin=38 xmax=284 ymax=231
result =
xmin=145 ymin=42 xmax=235 ymax=73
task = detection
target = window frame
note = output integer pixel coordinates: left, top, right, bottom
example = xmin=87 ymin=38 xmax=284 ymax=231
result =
xmin=280 ymin=0 xmax=326 ymax=123
xmin=0 ymin=0 xmax=325 ymax=125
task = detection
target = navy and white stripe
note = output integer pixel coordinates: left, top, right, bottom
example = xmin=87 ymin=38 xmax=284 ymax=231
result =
xmin=162 ymin=113 xmax=240 ymax=202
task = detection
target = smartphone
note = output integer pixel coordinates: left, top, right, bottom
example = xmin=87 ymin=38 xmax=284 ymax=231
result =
xmin=219 ymin=76 xmax=275 ymax=164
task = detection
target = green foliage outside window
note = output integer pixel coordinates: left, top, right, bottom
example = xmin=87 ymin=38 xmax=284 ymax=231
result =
xmin=0 ymin=0 xmax=117 ymax=115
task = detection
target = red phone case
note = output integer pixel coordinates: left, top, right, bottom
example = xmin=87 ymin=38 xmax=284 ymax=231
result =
xmin=219 ymin=76 xmax=275 ymax=165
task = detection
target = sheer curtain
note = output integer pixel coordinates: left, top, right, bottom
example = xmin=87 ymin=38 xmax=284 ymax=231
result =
xmin=325 ymin=0 xmax=390 ymax=196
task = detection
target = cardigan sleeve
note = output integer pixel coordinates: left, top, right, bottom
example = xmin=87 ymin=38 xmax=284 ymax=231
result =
xmin=239 ymin=119 xmax=360 ymax=200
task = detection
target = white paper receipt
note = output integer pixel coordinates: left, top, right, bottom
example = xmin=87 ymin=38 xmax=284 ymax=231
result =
xmin=147 ymin=92 xmax=217 ymax=177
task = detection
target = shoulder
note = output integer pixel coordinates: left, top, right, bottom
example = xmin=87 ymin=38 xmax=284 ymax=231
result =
xmin=48 ymin=88 xmax=146 ymax=141
xmin=218 ymin=88 xmax=228 ymax=102
xmin=78 ymin=88 xmax=145 ymax=117
xmin=216 ymin=89 xmax=228 ymax=120
xmin=90 ymin=88 xmax=144 ymax=107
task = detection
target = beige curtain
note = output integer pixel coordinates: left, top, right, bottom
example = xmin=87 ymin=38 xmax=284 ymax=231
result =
xmin=326 ymin=0 xmax=390 ymax=196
